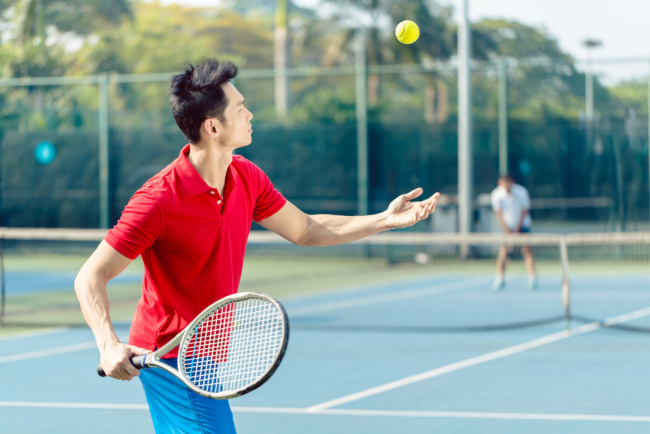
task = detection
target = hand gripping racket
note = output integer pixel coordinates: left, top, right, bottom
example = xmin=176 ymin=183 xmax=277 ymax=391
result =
xmin=97 ymin=292 xmax=289 ymax=399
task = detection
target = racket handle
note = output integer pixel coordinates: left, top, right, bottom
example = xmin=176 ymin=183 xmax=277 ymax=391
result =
xmin=97 ymin=354 xmax=148 ymax=377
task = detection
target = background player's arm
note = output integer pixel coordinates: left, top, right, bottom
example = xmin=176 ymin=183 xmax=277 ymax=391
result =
xmin=259 ymin=188 xmax=439 ymax=247
xmin=514 ymin=209 xmax=529 ymax=233
xmin=74 ymin=240 xmax=149 ymax=380
xmin=494 ymin=210 xmax=511 ymax=233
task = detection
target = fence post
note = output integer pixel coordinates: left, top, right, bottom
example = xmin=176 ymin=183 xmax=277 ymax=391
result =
xmin=458 ymin=0 xmax=473 ymax=258
xmin=498 ymin=58 xmax=508 ymax=176
xmin=355 ymin=28 xmax=368 ymax=217
xmin=98 ymin=74 xmax=110 ymax=229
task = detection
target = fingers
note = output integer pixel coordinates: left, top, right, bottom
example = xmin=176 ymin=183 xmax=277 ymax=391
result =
xmin=417 ymin=192 xmax=440 ymax=220
xmin=401 ymin=187 xmax=423 ymax=201
xmin=130 ymin=346 xmax=151 ymax=356
xmin=103 ymin=345 xmax=149 ymax=381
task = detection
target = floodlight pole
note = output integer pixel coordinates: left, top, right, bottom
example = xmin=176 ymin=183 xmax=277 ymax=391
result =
xmin=458 ymin=0 xmax=473 ymax=257
xmin=582 ymin=39 xmax=602 ymax=144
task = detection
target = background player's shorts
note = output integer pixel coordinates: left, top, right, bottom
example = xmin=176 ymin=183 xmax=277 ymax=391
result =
xmin=139 ymin=357 xmax=236 ymax=434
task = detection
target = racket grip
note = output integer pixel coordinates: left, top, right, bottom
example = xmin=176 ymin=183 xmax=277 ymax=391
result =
xmin=97 ymin=354 xmax=148 ymax=377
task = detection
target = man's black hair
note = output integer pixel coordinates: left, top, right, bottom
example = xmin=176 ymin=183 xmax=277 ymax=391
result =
xmin=169 ymin=59 xmax=238 ymax=143
xmin=498 ymin=173 xmax=514 ymax=181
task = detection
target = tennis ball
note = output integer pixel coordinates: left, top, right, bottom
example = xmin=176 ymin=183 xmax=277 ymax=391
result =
xmin=395 ymin=20 xmax=420 ymax=45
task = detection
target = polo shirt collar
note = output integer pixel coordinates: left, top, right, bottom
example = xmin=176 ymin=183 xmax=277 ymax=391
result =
xmin=176 ymin=144 xmax=239 ymax=196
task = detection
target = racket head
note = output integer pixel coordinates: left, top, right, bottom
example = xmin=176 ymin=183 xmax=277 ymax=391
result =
xmin=177 ymin=292 xmax=289 ymax=399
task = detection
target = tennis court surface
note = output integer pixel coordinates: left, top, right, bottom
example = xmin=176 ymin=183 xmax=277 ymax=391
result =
xmin=1 ymin=229 xmax=649 ymax=433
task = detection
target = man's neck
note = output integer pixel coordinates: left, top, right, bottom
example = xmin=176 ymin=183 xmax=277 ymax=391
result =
xmin=188 ymin=141 xmax=233 ymax=189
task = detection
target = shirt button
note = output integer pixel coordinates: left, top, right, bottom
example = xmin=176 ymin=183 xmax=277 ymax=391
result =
xmin=217 ymin=200 xmax=222 ymax=204
xmin=209 ymin=191 xmax=215 ymax=195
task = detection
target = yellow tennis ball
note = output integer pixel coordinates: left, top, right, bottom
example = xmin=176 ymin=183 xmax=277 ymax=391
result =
xmin=395 ymin=20 xmax=420 ymax=45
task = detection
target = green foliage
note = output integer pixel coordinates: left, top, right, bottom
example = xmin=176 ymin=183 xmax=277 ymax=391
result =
xmin=608 ymin=79 xmax=648 ymax=118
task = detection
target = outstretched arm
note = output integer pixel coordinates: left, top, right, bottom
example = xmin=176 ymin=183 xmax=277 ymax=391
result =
xmin=258 ymin=188 xmax=440 ymax=247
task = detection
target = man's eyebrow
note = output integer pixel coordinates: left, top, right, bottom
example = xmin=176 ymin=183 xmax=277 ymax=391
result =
xmin=237 ymin=99 xmax=245 ymax=106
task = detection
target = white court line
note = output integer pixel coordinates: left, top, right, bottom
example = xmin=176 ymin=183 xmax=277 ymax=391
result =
xmin=0 ymin=327 xmax=69 ymax=342
xmin=0 ymin=402 xmax=649 ymax=423
xmin=304 ymin=321 xmax=599 ymax=412
xmin=305 ymin=306 xmax=650 ymax=413
xmin=0 ymin=401 xmax=148 ymax=410
xmin=0 ymin=334 xmax=129 ymax=364
xmin=290 ymin=279 xmax=487 ymax=316
xmin=0 ymin=341 xmax=98 ymax=363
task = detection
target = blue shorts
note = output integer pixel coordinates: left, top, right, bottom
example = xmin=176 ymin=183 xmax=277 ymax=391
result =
xmin=139 ymin=358 xmax=236 ymax=434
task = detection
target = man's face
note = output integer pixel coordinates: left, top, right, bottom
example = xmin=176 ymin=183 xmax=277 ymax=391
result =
xmin=498 ymin=177 xmax=513 ymax=193
xmin=215 ymin=82 xmax=253 ymax=148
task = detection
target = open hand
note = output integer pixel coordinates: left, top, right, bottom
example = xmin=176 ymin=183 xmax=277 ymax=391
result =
xmin=384 ymin=188 xmax=440 ymax=230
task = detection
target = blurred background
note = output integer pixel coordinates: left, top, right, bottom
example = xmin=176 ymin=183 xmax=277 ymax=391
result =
xmin=1 ymin=2 xmax=650 ymax=433
xmin=0 ymin=0 xmax=648 ymax=232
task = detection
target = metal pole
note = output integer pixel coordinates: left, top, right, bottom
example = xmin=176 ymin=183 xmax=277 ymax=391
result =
xmin=458 ymin=0 xmax=473 ymax=257
xmin=274 ymin=0 xmax=288 ymax=117
xmin=586 ymin=68 xmax=593 ymax=122
xmin=98 ymin=74 xmax=110 ymax=229
xmin=0 ymin=239 xmax=5 ymax=326
xmin=498 ymin=57 xmax=508 ymax=176
xmin=559 ymin=238 xmax=571 ymax=329
xmin=355 ymin=29 xmax=369 ymax=216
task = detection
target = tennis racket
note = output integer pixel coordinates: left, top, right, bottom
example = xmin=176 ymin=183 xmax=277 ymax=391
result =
xmin=97 ymin=292 xmax=289 ymax=399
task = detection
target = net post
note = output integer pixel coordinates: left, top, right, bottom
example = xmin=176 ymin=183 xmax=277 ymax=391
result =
xmin=559 ymin=238 xmax=570 ymax=328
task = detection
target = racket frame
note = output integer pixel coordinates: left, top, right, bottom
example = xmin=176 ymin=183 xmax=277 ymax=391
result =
xmin=103 ymin=292 xmax=289 ymax=400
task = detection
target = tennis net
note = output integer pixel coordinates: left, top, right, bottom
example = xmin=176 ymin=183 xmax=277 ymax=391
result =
xmin=1 ymin=228 xmax=649 ymax=332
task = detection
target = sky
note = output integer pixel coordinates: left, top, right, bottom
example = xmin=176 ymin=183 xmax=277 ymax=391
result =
xmin=167 ymin=0 xmax=650 ymax=83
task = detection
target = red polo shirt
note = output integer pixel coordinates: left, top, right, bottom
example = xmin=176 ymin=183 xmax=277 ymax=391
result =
xmin=105 ymin=144 xmax=286 ymax=357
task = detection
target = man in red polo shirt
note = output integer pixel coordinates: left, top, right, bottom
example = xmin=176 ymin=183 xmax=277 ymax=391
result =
xmin=75 ymin=59 xmax=439 ymax=433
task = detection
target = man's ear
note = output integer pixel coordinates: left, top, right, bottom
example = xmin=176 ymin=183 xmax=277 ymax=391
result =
xmin=203 ymin=118 xmax=220 ymax=138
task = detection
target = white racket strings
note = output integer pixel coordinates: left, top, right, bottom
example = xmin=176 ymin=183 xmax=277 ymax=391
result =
xmin=182 ymin=298 xmax=285 ymax=393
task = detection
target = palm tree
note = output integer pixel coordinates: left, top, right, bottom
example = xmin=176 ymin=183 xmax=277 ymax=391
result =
xmin=321 ymin=0 xmax=495 ymax=123
xmin=14 ymin=0 xmax=132 ymax=48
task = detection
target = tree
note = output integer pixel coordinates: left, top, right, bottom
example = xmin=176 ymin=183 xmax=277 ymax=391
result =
xmin=317 ymin=0 xmax=496 ymax=123
xmin=472 ymin=19 xmax=601 ymax=120
xmin=13 ymin=0 xmax=133 ymax=47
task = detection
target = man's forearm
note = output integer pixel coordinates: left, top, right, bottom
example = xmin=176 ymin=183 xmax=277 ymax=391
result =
xmin=515 ymin=209 xmax=528 ymax=232
xmin=495 ymin=212 xmax=510 ymax=232
xmin=74 ymin=274 xmax=120 ymax=351
xmin=301 ymin=212 xmax=389 ymax=247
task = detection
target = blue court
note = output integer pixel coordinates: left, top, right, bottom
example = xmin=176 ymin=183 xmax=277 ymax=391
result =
xmin=1 ymin=271 xmax=649 ymax=434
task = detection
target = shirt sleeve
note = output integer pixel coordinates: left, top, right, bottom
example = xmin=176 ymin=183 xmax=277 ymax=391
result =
xmin=252 ymin=165 xmax=287 ymax=222
xmin=520 ymin=187 xmax=531 ymax=209
xmin=491 ymin=189 xmax=501 ymax=212
xmin=104 ymin=191 xmax=163 ymax=259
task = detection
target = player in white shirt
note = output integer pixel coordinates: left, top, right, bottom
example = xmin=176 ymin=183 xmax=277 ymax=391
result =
xmin=490 ymin=174 xmax=537 ymax=291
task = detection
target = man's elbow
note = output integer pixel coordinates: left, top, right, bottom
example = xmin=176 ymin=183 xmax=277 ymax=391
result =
xmin=74 ymin=267 xmax=106 ymax=296
xmin=295 ymin=217 xmax=317 ymax=247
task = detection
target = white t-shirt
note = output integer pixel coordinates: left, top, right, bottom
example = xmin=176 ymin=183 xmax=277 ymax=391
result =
xmin=490 ymin=183 xmax=532 ymax=230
